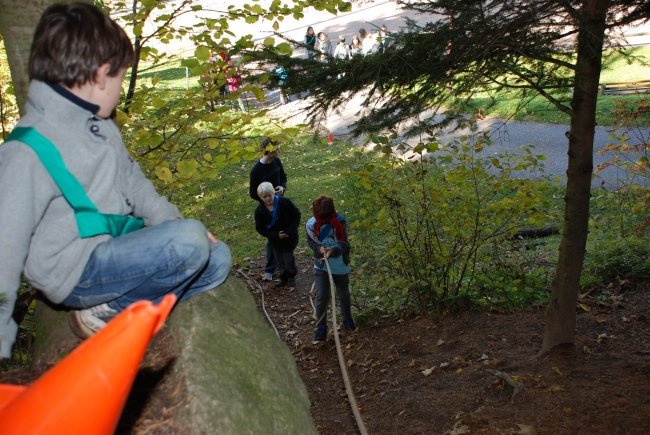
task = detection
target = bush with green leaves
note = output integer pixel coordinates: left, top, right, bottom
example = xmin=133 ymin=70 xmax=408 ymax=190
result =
xmin=592 ymin=97 xmax=650 ymax=238
xmin=583 ymin=237 xmax=650 ymax=285
xmin=345 ymin=132 xmax=557 ymax=316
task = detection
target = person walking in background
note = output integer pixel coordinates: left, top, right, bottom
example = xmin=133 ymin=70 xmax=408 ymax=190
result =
xmin=306 ymin=194 xmax=356 ymax=343
xmin=363 ymin=32 xmax=377 ymax=55
xmin=380 ymin=24 xmax=392 ymax=50
xmin=333 ymin=35 xmax=350 ymax=61
xmin=249 ymin=137 xmax=288 ymax=281
xmin=254 ymin=182 xmax=301 ymax=290
xmin=358 ymin=28 xmax=367 ymax=44
xmin=315 ymin=32 xmax=332 ymax=61
xmin=349 ymin=35 xmax=363 ymax=56
xmin=225 ymin=57 xmax=247 ymax=113
xmin=333 ymin=35 xmax=350 ymax=79
xmin=274 ymin=64 xmax=290 ymax=105
xmin=305 ymin=26 xmax=316 ymax=59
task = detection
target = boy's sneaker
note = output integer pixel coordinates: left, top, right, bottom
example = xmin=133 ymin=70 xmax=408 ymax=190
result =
xmin=69 ymin=303 xmax=118 ymax=339
xmin=313 ymin=326 xmax=327 ymax=343
xmin=262 ymin=272 xmax=273 ymax=281
xmin=343 ymin=318 xmax=357 ymax=332
xmin=288 ymin=277 xmax=296 ymax=290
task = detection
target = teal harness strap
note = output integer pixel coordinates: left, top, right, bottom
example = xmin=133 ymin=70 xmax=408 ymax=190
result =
xmin=5 ymin=127 xmax=144 ymax=238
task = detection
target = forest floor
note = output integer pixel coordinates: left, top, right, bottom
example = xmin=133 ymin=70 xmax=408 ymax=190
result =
xmin=2 ymin=250 xmax=650 ymax=435
xmin=244 ymin=251 xmax=650 ymax=435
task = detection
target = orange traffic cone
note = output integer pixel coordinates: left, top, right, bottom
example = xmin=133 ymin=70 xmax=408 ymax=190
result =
xmin=327 ymin=133 xmax=334 ymax=144
xmin=0 ymin=294 xmax=176 ymax=435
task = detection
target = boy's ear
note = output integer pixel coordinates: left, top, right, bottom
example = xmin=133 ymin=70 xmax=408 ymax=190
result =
xmin=94 ymin=63 xmax=111 ymax=89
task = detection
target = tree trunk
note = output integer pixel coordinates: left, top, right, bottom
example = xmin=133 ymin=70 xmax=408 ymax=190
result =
xmin=539 ymin=0 xmax=609 ymax=355
xmin=0 ymin=0 xmax=93 ymax=115
xmin=123 ymin=0 xmax=142 ymax=113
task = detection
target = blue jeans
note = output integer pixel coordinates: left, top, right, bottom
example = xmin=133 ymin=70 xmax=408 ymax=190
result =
xmin=265 ymin=242 xmax=277 ymax=274
xmin=63 ymin=219 xmax=231 ymax=311
xmin=314 ymin=269 xmax=351 ymax=329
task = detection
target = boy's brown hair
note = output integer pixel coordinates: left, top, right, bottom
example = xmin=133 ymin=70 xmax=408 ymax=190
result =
xmin=312 ymin=195 xmax=335 ymax=218
xmin=260 ymin=137 xmax=280 ymax=155
xmin=29 ymin=3 xmax=134 ymax=88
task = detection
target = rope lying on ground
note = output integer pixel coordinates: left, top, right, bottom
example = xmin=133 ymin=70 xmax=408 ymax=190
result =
xmin=239 ymin=264 xmax=367 ymax=434
xmin=323 ymin=256 xmax=369 ymax=435
xmin=235 ymin=268 xmax=280 ymax=339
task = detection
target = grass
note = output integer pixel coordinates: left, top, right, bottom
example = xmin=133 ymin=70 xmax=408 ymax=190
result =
xmin=466 ymin=46 xmax=650 ymax=125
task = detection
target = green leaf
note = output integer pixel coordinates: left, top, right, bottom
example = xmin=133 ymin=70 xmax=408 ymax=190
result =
xmin=195 ymin=46 xmax=210 ymax=62
xmin=272 ymin=21 xmax=280 ymax=31
xmin=276 ymin=42 xmax=292 ymax=54
xmin=152 ymin=98 xmax=166 ymax=109
xmin=245 ymin=15 xmax=259 ymax=24
xmin=155 ymin=167 xmax=173 ymax=183
xmin=252 ymin=86 xmax=265 ymax=102
xmin=177 ymin=159 xmax=199 ymax=178
xmin=204 ymin=153 xmax=213 ymax=162
xmin=338 ymin=1 xmax=352 ymax=12
xmin=263 ymin=37 xmax=275 ymax=47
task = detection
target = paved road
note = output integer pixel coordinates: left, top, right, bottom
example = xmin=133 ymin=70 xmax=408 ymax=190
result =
xmin=266 ymin=91 xmax=650 ymax=187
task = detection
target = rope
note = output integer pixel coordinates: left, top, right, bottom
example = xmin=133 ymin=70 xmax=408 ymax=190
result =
xmin=322 ymin=256 xmax=369 ymax=435
xmin=240 ymin=265 xmax=368 ymax=434
xmin=235 ymin=268 xmax=281 ymax=339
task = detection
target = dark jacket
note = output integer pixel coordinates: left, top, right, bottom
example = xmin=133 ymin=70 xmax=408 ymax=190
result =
xmin=249 ymin=158 xmax=287 ymax=201
xmin=255 ymin=196 xmax=301 ymax=252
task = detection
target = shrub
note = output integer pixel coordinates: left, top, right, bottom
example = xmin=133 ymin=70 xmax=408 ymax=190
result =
xmin=583 ymin=237 xmax=650 ymax=283
xmin=345 ymin=131 xmax=557 ymax=316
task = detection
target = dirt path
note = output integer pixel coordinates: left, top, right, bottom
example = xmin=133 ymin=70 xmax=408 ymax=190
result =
xmin=243 ymin=252 xmax=650 ymax=435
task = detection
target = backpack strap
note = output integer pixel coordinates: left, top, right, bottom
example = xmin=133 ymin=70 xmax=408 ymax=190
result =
xmin=5 ymin=127 xmax=144 ymax=238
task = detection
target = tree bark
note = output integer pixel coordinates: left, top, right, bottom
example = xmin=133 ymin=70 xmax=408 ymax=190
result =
xmin=539 ymin=0 xmax=609 ymax=355
xmin=0 ymin=0 xmax=92 ymax=115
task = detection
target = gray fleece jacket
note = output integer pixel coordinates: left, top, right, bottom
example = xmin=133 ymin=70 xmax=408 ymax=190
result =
xmin=0 ymin=80 xmax=181 ymax=358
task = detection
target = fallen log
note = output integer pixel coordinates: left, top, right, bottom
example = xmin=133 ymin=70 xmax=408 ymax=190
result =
xmin=511 ymin=226 xmax=559 ymax=240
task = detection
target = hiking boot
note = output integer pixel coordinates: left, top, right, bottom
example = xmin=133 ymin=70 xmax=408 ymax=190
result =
xmin=262 ymin=272 xmax=273 ymax=281
xmin=69 ymin=303 xmax=119 ymax=339
xmin=274 ymin=279 xmax=288 ymax=288
xmin=313 ymin=325 xmax=327 ymax=343
xmin=343 ymin=318 xmax=357 ymax=332
xmin=288 ymin=277 xmax=296 ymax=290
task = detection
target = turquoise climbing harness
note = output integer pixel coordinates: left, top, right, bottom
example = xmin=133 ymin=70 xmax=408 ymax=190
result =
xmin=5 ymin=127 xmax=144 ymax=238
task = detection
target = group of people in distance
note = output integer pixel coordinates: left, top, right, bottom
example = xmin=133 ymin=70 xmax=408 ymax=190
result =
xmin=305 ymin=24 xmax=392 ymax=61
xmin=249 ymin=138 xmax=356 ymax=343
